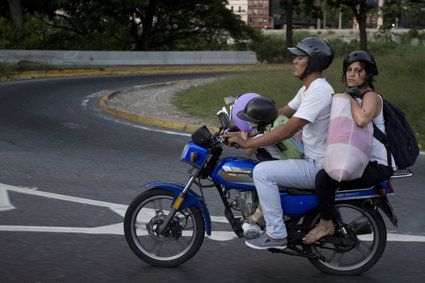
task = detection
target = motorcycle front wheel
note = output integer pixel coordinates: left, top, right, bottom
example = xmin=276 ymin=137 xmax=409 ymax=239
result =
xmin=124 ymin=188 xmax=205 ymax=267
xmin=303 ymin=202 xmax=387 ymax=275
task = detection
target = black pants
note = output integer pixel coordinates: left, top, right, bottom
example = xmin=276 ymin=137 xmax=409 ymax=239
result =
xmin=315 ymin=161 xmax=394 ymax=220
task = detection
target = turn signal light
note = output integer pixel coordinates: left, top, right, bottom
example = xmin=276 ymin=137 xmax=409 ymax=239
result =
xmin=190 ymin=152 xmax=197 ymax=162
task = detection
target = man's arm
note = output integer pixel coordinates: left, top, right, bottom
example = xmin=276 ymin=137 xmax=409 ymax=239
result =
xmin=278 ymin=105 xmax=297 ymax=118
xmin=223 ymin=117 xmax=308 ymax=149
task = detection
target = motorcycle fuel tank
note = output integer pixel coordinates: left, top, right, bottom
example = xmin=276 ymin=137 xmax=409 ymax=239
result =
xmin=211 ymin=157 xmax=258 ymax=190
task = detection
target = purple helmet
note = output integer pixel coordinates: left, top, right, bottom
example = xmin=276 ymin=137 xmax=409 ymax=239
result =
xmin=231 ymin=93 xmax=261 ymax=131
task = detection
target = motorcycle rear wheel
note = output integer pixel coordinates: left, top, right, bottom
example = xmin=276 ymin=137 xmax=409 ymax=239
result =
xmin=124 ymin=188 xmax=205 ymax=267
xmin=303 ymin=202 xmax=387 ymax=275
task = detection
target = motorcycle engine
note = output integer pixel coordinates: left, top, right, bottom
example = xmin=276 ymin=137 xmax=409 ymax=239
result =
xmin=235 ymin=191 xmax=258 ymax=218
xmin=235 ymin=191 xmax=263 ymax=239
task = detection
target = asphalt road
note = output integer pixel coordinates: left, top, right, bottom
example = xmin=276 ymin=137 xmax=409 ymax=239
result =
xmin=0 ymin=74 xmax=424 ymax=283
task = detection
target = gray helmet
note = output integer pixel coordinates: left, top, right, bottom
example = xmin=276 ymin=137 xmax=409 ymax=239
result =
xmin=288 ymin=37 xmax=335 ymax=77
xmin=237 ymin=97 xmax=278 ymax=126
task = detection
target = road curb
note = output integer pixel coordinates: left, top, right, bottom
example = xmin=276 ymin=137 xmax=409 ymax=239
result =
xmin=98 ymin=80 xmax=219 ymax=133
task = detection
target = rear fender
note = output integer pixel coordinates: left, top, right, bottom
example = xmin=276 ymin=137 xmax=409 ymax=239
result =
xmin=378 ymin=196 xmax=398 ymax=227
xmin=143 ymin=182 xmax=212 ymax=235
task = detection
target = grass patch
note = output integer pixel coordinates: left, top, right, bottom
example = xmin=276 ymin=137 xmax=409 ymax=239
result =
xmin=174 ymin=52 xmax=425 ymax=147
xmin=0 ymin=61 xmax=61 ymax=78
xmin=173 ymin=66 xmax=297 ymax=121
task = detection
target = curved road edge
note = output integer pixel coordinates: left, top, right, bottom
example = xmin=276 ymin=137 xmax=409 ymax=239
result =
xmin=98 ymin=80 xmax=219 ymax=133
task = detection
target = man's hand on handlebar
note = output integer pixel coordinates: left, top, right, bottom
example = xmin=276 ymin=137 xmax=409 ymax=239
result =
xmin=221 ymin=131 xmax=248 ymax=149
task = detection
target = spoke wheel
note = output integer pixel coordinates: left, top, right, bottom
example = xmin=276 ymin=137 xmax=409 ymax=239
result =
xmin=303 ymin=202 xmax=387 ymax=275
xmin=124 ymin=189 xmax=205 ymax=266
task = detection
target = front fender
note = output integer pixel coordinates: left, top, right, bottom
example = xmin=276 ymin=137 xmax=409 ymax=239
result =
xmin=143 ymin=182 xmax=212 ymax=235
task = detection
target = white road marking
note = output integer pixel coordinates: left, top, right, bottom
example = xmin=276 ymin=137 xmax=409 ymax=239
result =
xmin=1 ymin=183 xmax=127 ymax=211
xmin=0 ymin=223 xmax=123 ymax=235
xmin=359 ymin=233 xmax=425 ymax=242
xmin=0 ymin=187 xmax=15 ymax=211
xmin=1 ymin=183 xmax=425 ymax=242
xmin=100 ymin=113 xmax=191 ymax=137
xmin=83 ymin=92 xmax=191 ymax=137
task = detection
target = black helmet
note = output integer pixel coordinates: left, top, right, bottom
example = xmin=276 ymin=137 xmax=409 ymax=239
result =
xmin=342 ymin=50 xmax=379 ymax=89
xmin=288 ymin=37 xmax=335 ymax=76
xmin=343 ymin=50 xmax=379 ymax=76
xmin=237 ymin=97 xmax=278 ymax=126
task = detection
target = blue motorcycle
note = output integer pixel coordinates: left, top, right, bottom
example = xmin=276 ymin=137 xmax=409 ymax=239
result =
xmin=124 ymin=109 xmax=412 ymax=275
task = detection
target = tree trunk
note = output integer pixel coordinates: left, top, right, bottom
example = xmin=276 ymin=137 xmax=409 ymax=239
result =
xmin=7 ymin=0 xmax=24 ymax=41
xmin=343 ymin=0 xmax=369 ymax=51
xmin=283 ymin=0 xmax=293 ymax=62
xmin=358 ymin=1 xmax=368 ymax=50
xmin=137 ymin=0 xmax=159 ymax=51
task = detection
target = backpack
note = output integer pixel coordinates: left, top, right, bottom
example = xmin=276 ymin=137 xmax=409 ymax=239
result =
xmin=361 ymin=90 xmax=419 ymax=168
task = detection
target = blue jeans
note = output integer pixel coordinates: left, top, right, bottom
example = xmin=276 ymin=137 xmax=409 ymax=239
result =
xmin=253 ymin=158 xmax=322 ymax=239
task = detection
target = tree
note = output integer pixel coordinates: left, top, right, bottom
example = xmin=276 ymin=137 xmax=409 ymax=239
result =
xmin=329 ymin=0 xmax=378 ymax=51
xmin=0 ymin=0 xmax=59 ymax=42
xmin=36 ymin=0 xmax=255 ymax=51
xmin=130 ymin=0 xmax=255 ymax=50
xmin=0 ymin=0 xmax=255 ymax=50
xmin=5 ymin=0 xmax=23 ymax=40
xmin=281 ymin=0 xmax=293 ymax=61
xmin=380 ymin=0 xmax=425 ymax=30
xmin=379 ymin=0 xmax=401 ymax=30
xmin=280 ymin=0 xmax=321 ymax=60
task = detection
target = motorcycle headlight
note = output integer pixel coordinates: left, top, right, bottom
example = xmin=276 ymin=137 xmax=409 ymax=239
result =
xmin=180 ymin=142 xmax=208 ymax=168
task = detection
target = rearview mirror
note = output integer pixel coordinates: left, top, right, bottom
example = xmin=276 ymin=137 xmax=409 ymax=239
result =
xmin=216 ymin=107 xmax=231 ymax=129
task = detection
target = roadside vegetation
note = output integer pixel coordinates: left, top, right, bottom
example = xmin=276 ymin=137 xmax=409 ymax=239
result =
xmin=174 ymin=41 xmax=425 ymax=147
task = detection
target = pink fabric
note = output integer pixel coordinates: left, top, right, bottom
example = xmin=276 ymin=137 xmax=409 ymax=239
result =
xmin=324 ymin=94 xmax=373 ymax=182
xmin=326 ymin=117 xmax=373 ymax=154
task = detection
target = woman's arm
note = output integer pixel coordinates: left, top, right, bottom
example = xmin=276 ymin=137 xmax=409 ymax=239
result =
xmin=349 ymin=91 xmax=381 ymax=127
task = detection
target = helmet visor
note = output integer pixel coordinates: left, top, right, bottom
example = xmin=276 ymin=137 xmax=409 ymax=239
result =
xmin=288 ymin=47 xmax=308 ymax=56
xmin=237 ymin=111 xmax=258 ymax=123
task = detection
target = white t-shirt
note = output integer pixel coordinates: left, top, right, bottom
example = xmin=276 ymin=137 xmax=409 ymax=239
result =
xmin=371 ymin=95 xmax=397 ymax=170
xmin=288 ymin=78 xmax=334 ymax=164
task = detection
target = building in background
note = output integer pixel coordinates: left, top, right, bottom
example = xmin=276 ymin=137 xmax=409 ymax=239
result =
xmin=226 ymin=0 xmax=273 ymax=29
xmin=226 ymin=0 xmax=249 ymax=24
xmin=227 ymin=0 xmax=424 ymax=30
xmin=248 ymin=0 xmax=273 ymax=29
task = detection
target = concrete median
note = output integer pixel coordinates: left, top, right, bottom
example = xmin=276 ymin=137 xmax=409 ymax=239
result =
xmin=0 ymin=50 xmax=257 ymax=66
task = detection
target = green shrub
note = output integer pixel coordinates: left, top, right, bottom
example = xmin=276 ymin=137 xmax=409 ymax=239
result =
xmin=293 ymin=30 xmax=310 ymax=43
xmin=249 ymin=34 xmax=285 ymax=63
